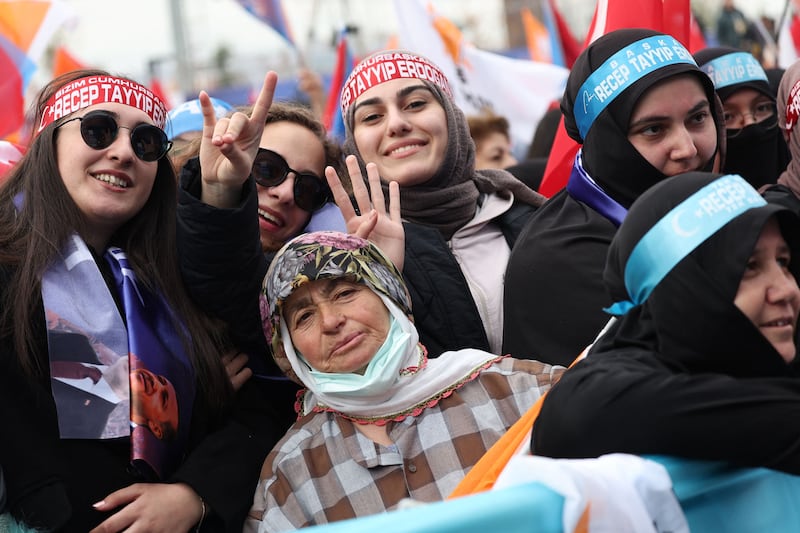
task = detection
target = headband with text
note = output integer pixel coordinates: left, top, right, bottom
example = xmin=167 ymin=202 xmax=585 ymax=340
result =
xmin=37 ymin=75 xmax=168 ymax=134
xmin=605 ymin=174 xmax=765 ymax=315
xmin=575 ymin=35 xmax=696 ymax=140
xmin=341 ymin=51 xmax=453 ymax=115
xmin=785 ymin=79 xmax=800 ymax=134
xmin=699 ymin=52 xmax=767 ymax=90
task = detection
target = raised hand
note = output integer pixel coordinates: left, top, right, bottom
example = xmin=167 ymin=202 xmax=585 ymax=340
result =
xmin=197 ymin=71 xmax=277 ymax=208
xmin=325 ymin=155 xmax=405 ymax=270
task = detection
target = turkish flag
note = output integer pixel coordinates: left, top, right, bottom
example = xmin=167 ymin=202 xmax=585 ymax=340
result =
xmin=0 ymin=45 xmax=24 ymax=139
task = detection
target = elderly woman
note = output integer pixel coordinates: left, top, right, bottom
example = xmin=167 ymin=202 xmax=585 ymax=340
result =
xmin=245 ymin=231 xmax=563 ymax=531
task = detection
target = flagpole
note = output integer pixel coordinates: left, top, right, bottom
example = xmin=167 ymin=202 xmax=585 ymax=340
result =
xmin=168 ymin=0 xmax=193 ymax=100
xmin=776 ymin=0 xmax=793 ymax=41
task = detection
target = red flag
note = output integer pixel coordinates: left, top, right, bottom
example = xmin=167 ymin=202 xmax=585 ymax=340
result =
xmin=688 ymin=12 xmax=707 ymax=53
xmin=0 ymin=49 xmax=24 ymax=139
xmin=547 ymin=0 xmax=581 ymax=68
xmin=148 ymin=78 xmax=172 ymax=109
xmin=0 ymin=139 xmax=24 ymax=184
xmin=538 ymin=0 xmax=691 ymax=198
xmin=322 ymin=29 xmax=355 ymax=141
xmin=792 ymin=13 xmax=800 ymax=53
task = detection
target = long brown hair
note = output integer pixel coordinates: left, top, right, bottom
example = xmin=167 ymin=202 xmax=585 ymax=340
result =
xmin=0 ymin=69 xmax=232 ymax=413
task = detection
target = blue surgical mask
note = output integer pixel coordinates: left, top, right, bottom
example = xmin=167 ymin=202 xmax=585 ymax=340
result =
xmin=303 ymin=314 xmax=411 ymax=397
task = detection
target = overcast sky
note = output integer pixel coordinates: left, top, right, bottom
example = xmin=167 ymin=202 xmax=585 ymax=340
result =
xmin=46 ymin=0 xmax=794 ymax=97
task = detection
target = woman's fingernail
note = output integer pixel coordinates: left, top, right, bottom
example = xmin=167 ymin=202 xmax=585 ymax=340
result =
xmin=92 ymin=501 xmax=105 ymax=508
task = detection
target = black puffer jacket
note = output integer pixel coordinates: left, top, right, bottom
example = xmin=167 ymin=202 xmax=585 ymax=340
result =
xmin=403 ymin=202 xmax=536 ymax=357
xmin=176 ymin=158 xmax=300 ymax=430
xmin=0 ymin=261 xmax=279 ymax=532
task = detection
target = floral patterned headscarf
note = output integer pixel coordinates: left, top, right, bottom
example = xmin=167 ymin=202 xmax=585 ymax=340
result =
xmin=261 ymin=231 xmax=411 ymax=384
xmin=260 ymin=231 xmax=503 ymax=422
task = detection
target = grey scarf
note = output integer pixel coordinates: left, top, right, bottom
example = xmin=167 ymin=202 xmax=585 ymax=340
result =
xmin=343 ymin=80 xmax=544 ymax=240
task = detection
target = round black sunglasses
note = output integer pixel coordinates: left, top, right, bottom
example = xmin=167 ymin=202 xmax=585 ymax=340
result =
xmin=57 ymin=110 xmax=172 ymax=162
xmin=251 ymin=148 xmax=331 ymax=212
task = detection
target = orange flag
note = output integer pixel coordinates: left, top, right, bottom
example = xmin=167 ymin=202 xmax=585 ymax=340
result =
xmin=521 ymin=7 xmax=551 ymax=63
xmin=52 ymin=45 xmax=87 ymax=77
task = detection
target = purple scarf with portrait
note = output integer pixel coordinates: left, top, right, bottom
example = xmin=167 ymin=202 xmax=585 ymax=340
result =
xmin=42 ymin=235 xmax=195 ymax=480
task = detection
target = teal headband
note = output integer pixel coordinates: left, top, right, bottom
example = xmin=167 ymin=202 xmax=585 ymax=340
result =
xmin=605 ymin=175 xmax=766 ymax=315
xmin=699 ymin=52 xmax=767 ymax=90
xmin=574 ymin=35 xmax=696 ymax=140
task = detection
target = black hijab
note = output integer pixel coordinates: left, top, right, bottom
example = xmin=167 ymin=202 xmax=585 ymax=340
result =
xmin=694 ymin=46 xmax=790 ymax=189
xmin=563 ymin=29 xmax=725 ymax=208
xmin=599 ymin=171 xmax=800 ymax=378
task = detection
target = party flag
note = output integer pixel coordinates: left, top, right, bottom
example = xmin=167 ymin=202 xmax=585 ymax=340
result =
xmin=778 ymin=2 xmax=800 ymax=68
xmin=322 ymin=28 xmax=355 ymax=142
xmin=547 ymin=0 xmax=581 ymax=68
xmin=0 ymin=139 xmax=24 ymax=183
xmin=148 ymin=77 xmax=172 ymax=110
xmin=393 ymin=0 xmax=568 ymax=158
xmin=521 ymin=7 xmax=554 ymax=64
xmin=52 ymin=45 xmax=87 ymax=77
xmin=688 ymin=11 xmax=707 ymax=52
xmin=538 ymin=0 xmax=692 ymax=198
xmin=0 ymin=35 xmax=26 ymax=139
xmin=236 ymin=0 xmax=294 ymax=46
xmin=0 ymin=0 xmax=74 ymax=139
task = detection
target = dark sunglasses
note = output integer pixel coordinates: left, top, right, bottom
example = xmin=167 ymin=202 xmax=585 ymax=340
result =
xmin=251 ymin=148 xmax=331 ymax=212
xmin=57 ymin=110 xmax=172 ymax=162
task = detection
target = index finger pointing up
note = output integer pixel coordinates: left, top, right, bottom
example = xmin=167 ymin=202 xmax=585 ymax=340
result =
xmin=250 ymin=71 xmax=278 ymax=127
xmin=199 ymin=90 xmax=218 ymax=140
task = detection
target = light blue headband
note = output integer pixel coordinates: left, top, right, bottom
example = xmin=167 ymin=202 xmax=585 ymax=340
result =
xmin=574 ymin=35 xmax=696 ymax=140
xmin=605 ymin=175 xmax=766 ymax=315
xmin=699 ymin=52 xmax=767 ymax=90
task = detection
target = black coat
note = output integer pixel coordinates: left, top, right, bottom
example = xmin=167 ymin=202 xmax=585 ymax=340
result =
xmin=532 ymin=172 xmax=800 ymax=474
xmin=0 ymin=261 xmax=280 ymax=532
xmin=503 ymin=189 xmax=617 ymax=366
xmin=502 ymin=29 xmax=724 ymax=367
xmin=176 ymin=158 xmax=301 ymax=431
xmin=403 ymin=202 xmax=536 ymax=357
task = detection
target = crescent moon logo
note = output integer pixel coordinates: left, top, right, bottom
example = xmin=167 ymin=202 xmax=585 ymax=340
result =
xmin=671 ymin=209 xmax=698 ymax=238
xmin=582 ymin=90 xmax=594 ymax=114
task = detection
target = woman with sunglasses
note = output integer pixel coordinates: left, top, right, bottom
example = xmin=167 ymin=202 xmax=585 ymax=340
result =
xmin=0 ymin=69 xmax=285 ymax=532
xmin=176 ymin=100 xmax=350 ymax=429
xmin=694 ymin=46 xmax=790 ymax=188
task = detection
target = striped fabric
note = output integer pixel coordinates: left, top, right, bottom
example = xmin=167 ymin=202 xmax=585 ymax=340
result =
xmin=246 ymin=358 xmax=563 ymax=532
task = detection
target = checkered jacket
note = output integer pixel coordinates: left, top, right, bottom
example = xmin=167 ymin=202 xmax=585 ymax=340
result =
xmin=245 ymin=357 xmax=563 ymax=532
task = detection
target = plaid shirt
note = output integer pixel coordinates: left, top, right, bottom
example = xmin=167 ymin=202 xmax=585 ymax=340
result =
xmin=245 ymin=358 xmax=563 ymax=532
